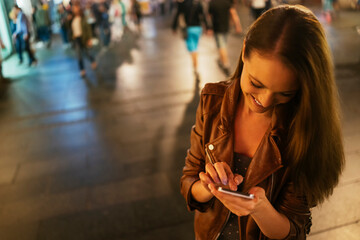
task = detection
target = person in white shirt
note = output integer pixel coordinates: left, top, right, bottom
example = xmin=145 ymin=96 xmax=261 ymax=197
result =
xmin=70 ymin=3 xmax=97 ymax=77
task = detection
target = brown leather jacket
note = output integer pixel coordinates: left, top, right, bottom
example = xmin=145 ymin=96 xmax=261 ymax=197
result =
xmin=180 ymin=78 xmax=312 ymax=240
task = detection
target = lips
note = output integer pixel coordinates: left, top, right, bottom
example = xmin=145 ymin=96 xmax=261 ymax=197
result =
xmin=251 ymin=95 xmax=263 ymax=107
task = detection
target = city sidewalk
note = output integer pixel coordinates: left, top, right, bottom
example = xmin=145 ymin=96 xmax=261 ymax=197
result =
xmin=0 ymin=4 xmax=359 ymax=240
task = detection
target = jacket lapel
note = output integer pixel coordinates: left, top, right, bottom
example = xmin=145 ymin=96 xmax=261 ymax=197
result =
xmin=242 ymin=126 xmax=284 ymax=192
xmin=204 ymin=78 xmax=239 ymax=167
xmin=220 ymin=78 xmax=241 ymax=132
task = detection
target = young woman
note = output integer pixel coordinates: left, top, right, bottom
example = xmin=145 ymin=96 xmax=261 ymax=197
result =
xmin=70 ymin=4 xmax=97 ymax=77
xmin=181 ymin=5 xmax=344 ymax=239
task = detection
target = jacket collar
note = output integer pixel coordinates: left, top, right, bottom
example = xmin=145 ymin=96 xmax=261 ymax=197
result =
xmin=219 ymin=78 xmax=240 ymax=132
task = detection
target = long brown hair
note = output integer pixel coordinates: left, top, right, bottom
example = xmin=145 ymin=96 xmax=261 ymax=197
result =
xmin=232 ymin=5 xmax=344 ymax=205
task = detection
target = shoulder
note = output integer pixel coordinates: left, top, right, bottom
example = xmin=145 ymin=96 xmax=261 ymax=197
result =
xmin=199 ymin=80 xmax=232 ymax=114
xmin=201 ymin=80 xmax=232 ymax=96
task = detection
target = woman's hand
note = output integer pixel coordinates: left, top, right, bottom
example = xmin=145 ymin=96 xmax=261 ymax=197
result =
xmin=208 ymin=184 xmax=268 ymax=217
xmin=191 ymin=162 xmax=243 ymax=203
xmin=199 ymin=162 xmax=243 ymax=193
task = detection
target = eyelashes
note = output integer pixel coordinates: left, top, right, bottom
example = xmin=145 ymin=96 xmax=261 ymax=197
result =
xmin=250 ymin=81 xmax=262 ymax=88
xmin=280 ymin=92 xmax=296 ymax=97
xmin=250 ymin=80 xmax=296 ymax=98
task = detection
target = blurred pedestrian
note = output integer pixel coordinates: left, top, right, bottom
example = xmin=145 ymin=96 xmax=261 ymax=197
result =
xmin=57 ymin=4 xmax=70 ymax=46
xmin=31 ymin=6 xmax=38 ymax=41
xmin=209 ymin=0 xmax=242 ymax=76
xmin=181 ymin=5 xmax=344 ymax=240
xmin=70 ymin=3 xmax=97 ymax=77
xmin=159 ymin=0 xmax=166 ymax=15
xmin=120 ymin=0 xmax=130 ymax=32
xmin=9 ymin=8 xmax=20 ymax=55
xmin=12 ymin=5 xmax=37 ymax=66
xmin=172 ymin=0 xmax=211 ymax=76
xmin=85 ymin=2 xmax=97 ymax=37
xmin=109 ymin=0 xmax=123 ymax=41
xmin=131 ymin=0 xmax=143 ymax=33
xmin=35 ymin=2 xmax=52 ymax=48
xmin=98 ymin=3 xmax=111 ymax=47
xmin=322 ymin=0 xmax=334 ymax=22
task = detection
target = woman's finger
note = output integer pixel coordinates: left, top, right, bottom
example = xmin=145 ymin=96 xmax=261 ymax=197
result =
xmin=234 ymin=174 xmax=244 ymax=185
xmin=199 ymin=172 xmax=215 ymax=188
xmin=213 ymin=162 xmax=230 ymax=185
xmin=221 ymin=163 xmax=238 ymax=190
xmin=205 ymin=163 xmax=221 ymax=184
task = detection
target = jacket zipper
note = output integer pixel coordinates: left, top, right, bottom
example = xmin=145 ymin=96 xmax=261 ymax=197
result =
xmin=205 ymin=146 xmax=231 ymax=240
xmin=270 ymin=173 xmax=274 ymax=202
xmin=205 ymin=146 xmax=215 ymax=165
xmin=213 ymin=210 xmax=231 ymax=240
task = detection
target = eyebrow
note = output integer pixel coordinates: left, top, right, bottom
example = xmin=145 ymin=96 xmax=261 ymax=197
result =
xmin=249 ymin=74 xmax=298 ymax=94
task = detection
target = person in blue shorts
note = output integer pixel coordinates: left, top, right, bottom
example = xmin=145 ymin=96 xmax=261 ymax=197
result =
xmin=172 ymin=0 xmax=211 ymax=76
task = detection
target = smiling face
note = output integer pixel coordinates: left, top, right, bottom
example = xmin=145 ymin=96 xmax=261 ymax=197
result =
xmin=240 ymin=50 xmax=299 ymax=116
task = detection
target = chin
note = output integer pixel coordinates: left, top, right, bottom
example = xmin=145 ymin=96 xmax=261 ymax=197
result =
xmin=251 ymin=106 xmax=272 ymax=114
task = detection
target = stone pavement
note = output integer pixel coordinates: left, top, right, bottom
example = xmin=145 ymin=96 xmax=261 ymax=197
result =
xmin=0 ymin=4 xmax=359 ymax=240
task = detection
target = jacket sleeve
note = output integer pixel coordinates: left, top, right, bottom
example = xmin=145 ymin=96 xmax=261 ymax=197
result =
xmin=180 ymin=93 xmax=215 ymax=212
xmin=276 ymin=182 xmax=313 ymax=239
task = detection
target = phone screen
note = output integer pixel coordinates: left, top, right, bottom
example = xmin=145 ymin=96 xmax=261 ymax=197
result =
xmin=217 ymin=187 xmax=254 ymax=199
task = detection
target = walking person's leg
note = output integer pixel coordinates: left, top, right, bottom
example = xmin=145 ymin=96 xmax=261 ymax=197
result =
xmin=16 ymin=35 xmax=23 ymax=64
xmin=46 ymin=26 xmax=52 ymax=48
xmin=215 ymin=33 xmax=230 ymax=76
xmin=60 ymin=26 xmax=68 ymax=44
xmin=91 ymin=23 xmax=96 ymax=37
xmin=186 ymin=26 xmax=202 ymax=75
xmin=75 ymin=38 xmax=86 ymax=76
xmin=99 ymin=26 xmax=104 ymax=46
xmin=24 ymin=36 xmax=37 ymax=66
xmin=83 ymin=45 xmax=97 ymax=70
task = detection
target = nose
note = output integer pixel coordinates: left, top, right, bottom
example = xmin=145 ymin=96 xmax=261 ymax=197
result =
xmin=259 ymin=92 xmax=275 ymax=108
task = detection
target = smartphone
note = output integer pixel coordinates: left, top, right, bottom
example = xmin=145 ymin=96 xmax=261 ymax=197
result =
xmin=217 ymin=187 xmax=255 ymax=200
